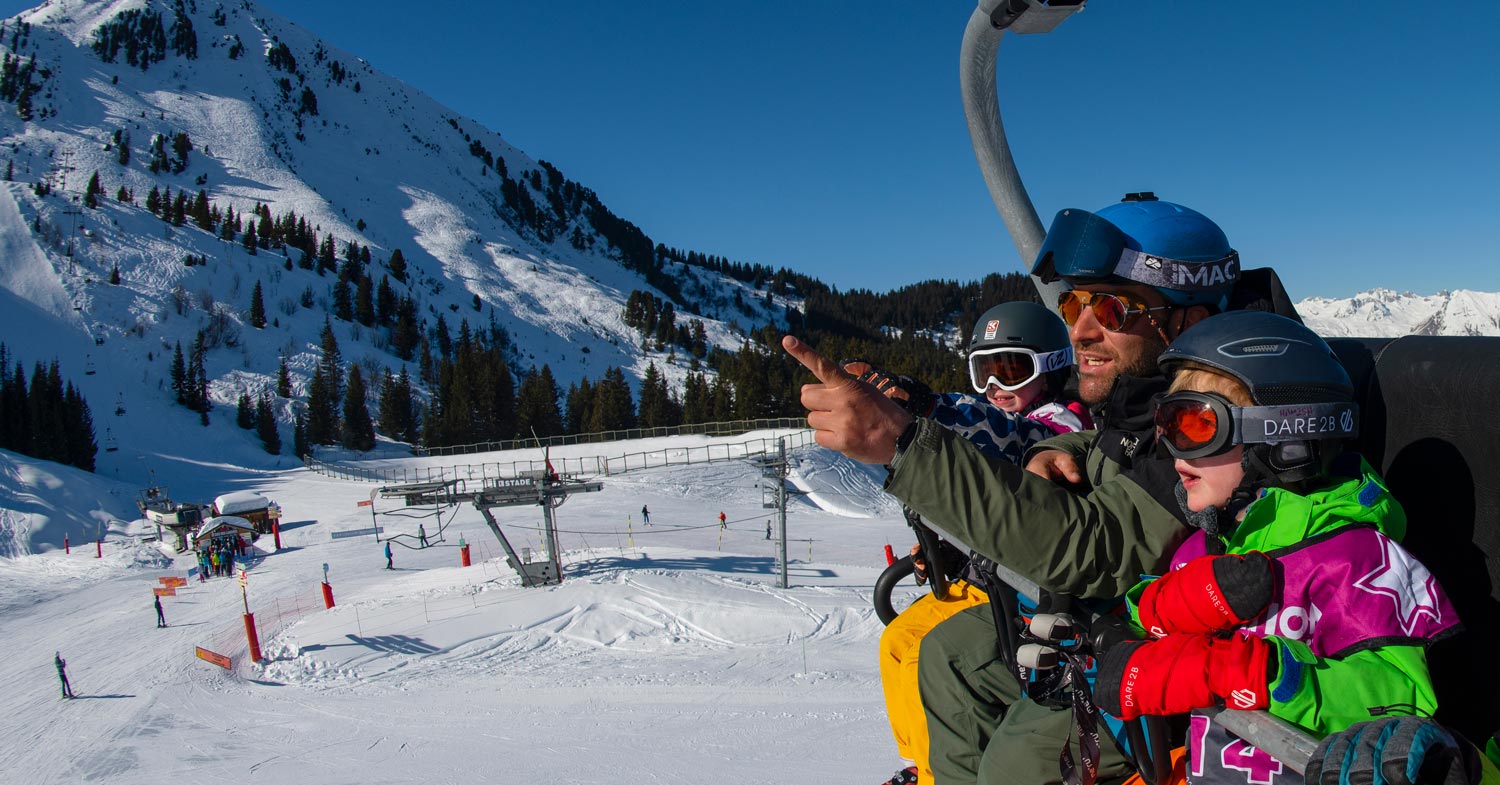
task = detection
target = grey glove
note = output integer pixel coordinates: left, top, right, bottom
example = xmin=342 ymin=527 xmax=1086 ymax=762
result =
xmin=1305 ymin=717 xmax=1479 ymax=785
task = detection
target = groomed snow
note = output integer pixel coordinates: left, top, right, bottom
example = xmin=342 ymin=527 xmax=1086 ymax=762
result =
xmin=0 ymin=432 xmax=935 ymax=784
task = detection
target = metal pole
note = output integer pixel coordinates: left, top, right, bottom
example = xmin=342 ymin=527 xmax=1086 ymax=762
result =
xmin=777 ymin=439 xmax=788 ymax=589
xmin=960 ymin=1 xmax=1079 ymax=314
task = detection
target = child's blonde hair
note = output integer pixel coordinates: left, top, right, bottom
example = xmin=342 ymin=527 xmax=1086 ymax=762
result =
xmin=1167 ymin=361 xmax=1253 ymax=407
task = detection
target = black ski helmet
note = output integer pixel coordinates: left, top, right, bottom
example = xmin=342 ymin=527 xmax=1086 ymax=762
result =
xmin=967 ymin=301 xmax=1073 ymax=396
xmin=968 ymin=301 xmax=1071 ymax=355
xmin=1158 ymin=310 xmax=1356 ymax=486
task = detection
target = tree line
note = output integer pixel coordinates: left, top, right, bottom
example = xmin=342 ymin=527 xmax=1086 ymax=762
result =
xmin=0 ymin=344 xmax=97 ymax=472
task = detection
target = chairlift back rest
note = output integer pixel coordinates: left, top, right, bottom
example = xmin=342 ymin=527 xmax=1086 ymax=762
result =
xmin=1328 ymin=336 xmax=1500 ymax=743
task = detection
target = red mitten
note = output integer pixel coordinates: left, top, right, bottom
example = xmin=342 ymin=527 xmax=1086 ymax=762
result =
xmin=1136 ymin=552 xmax=1275 ymax=637
xmin=1095 ymin=633 xmax=1274 ymax=720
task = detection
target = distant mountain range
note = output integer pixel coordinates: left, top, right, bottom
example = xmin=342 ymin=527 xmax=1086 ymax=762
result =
xmin=1296 ymin=288 xmax=1500 ymax=338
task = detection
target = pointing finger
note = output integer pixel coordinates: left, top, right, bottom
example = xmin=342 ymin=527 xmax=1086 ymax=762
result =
xmin=782 ymin=335 xmax=852 ymax=385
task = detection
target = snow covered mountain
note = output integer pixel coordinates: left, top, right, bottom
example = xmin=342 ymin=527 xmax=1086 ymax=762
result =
xmin=1297 ymin=288 xmax=1500 ymax=338
xmin=0 ymin=0 xmax=794 ymax=471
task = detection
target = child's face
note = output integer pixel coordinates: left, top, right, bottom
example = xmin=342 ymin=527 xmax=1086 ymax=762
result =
xmin=1172 ymin=375 xmax=1248 ymax=511
xmin=985 ymin=375 xmax=1046 ymax=413
xmin=1175 ymin=445 xmax=1245 ymax=512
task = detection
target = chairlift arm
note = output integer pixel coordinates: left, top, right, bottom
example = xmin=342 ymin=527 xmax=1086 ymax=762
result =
xmin=957 ymin=1 xmax=1318 ymax=770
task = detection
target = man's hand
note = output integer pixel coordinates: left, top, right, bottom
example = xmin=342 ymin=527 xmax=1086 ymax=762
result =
xmin=1026 ymin=449 xmax=1084 ymax=483
xmin=783 ymin=336 xmax=914 ymax=465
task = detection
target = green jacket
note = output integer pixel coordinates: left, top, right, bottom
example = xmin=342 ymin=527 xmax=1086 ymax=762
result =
xmin=886 ymin=374 xmax=1190 ymax=599
xmin=1125 ymin=459 xmax=1459 ymax=737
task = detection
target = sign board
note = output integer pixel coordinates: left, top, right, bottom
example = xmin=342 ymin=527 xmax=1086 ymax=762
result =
xmin=356 ymin=500 xmax=373 ymax=508
xmin=153 ymin=587 xmax=176 ymax=597
xmin=158 ymin=576 xmax=187 ymax=587
xmin=329 ymin=526 xmax=384 ymax=540
xmin=195 ymin=647 xmax=232 ymax=670
xmin=237 ymin=569 xmax=248 ymax=587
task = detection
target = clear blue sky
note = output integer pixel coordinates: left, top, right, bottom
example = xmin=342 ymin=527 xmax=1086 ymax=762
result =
xmin=13 ymin=1 xmax=1500 ymax=298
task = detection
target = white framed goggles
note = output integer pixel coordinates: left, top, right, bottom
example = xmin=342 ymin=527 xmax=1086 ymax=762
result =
xmin=967 ymin=346 xmax=1073 ymax=393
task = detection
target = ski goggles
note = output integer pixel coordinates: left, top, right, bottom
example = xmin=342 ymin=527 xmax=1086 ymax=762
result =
xmin=968 ymin=346 xmax=1073 ymax=393
xmin=1155 ymin=390 xmax=1360 ymax=460
xmin=1031 ymin=208 xmax=1240 ymax=294
xmin=1056 ymin=290 xmax=1171 ymax=333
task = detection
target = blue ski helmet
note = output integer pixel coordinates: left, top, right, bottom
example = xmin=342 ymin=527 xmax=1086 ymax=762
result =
xmin=1031 ymin=193 xmax=1240 ymax=311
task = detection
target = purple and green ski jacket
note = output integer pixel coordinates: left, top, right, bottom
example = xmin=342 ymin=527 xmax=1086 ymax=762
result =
xmin=1125 ymin=456 xmax=1461 ymax=785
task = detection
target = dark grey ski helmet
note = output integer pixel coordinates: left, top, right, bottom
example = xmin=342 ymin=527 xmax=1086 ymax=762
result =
xmin=1158 ymin=310 xmax=1356 ymax=486
xmin=968 ymin=301 xmax=1071 ymax=355
xmin=1158 ymin=311 xmax=1353 ymax=406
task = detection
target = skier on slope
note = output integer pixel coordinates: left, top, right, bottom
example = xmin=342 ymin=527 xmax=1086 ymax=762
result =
xmin=55 ymin=652 xmax=72 ymax=699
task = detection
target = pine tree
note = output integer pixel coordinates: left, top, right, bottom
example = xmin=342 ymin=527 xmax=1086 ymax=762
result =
xmin=305 ymin=320 xmax=343 ymax=444
xmin=637 ymin=361 xmax=680 ymax=428
xmin=170 ymin=341 xmax=186 ymax=404
xmin=375 ymin=275 xmax=396 ymax=327
xmin=340 ymin=365 xmax=375 ymax=451
xmin=333 ymin=279 xmax=352 ymax=322
xmin=109 ymin=264 xmax=121 ymax=285
xmin=354 ymin=275 xmax=374 ymax=326
xmin=248 ymin=280 xmax=266 ymax=328
xmin=375 ymin=368 xmax=408 ymax=442
xmin=292 ymin=410 xmax=308 ymax=458
xmin=83 ymin=171 xmax=102 ymax=208
xmin=235 ymin=392 xmax=254 ymax=429
xmin=565 ymin=379 xmax=594 ymax=434
xmin=515 ymin=365 xmax=563 ymax=438
xmin=305 ymin=366 xmax=335 ymax=445
xmin=255 ymin=392 xmax=280 ymax=455
xmin=388 ymin=248 xmax=407 ymax=282
xmin=588 ymin=367 xmax=636 ymax=433
xmin=390 ymin=295 xmax=420 ymax=361
xmin=242 ymin=221 xmax=257 ymax=255
xmin=276 ymin=355 xmax=292 ymax=397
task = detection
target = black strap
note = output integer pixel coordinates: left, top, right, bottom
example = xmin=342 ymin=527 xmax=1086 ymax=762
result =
xmin=1058 ymin=652 xmax=1102 ymax=785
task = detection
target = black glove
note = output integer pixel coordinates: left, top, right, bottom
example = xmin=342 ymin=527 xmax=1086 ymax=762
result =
xmin=1306 ymin=717 xmax=1480 ymax=785
xmin=840 ymin=359 xmax=937 ymax=417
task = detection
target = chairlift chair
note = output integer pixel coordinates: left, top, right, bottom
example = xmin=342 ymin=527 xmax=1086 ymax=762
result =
xmin=104 ymin=428 xmax=118 ymax=452
xmin=84 ymin=355 xmax=95 ymax=375
xmin=114 ymin=392 xmax=125 ymax=416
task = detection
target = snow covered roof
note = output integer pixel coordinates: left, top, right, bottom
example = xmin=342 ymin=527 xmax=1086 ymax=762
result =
xmin=193 ymin=516 xmax=256 ymax=541
xmin=213 ymin=491 xmax=271 ymax=515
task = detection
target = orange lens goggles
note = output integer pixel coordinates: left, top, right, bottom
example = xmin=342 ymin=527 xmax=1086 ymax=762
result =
xmin=1057 ymin=290 xmax=1170 ymax=333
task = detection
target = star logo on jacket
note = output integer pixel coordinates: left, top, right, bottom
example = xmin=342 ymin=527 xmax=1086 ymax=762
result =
xmin=1352 ymin=536 xmax=1443 ymax=636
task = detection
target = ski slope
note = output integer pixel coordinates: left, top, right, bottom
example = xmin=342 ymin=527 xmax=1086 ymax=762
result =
xmin=0 ymin=434 xmax=929 ymax=785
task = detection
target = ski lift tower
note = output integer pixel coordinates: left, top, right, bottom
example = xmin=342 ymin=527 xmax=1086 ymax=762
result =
xmin=377 ymin=470 xmax=602 ymax=588
xmin=750 ymin=438 xmax=791 ymax=589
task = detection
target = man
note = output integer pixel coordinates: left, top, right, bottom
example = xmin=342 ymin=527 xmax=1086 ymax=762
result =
xmin=719 ymin=512 xmax=727 ymax=530
xmin=55 ymin=652 xmax=72 ymax=699
xmin=787 ymin=194 xmax=1249 ymax=785
xmin=154 ymin=594 xmax=166 ymax=628
xmin=384 ymin=540 xmax=393 ymax=570
xmin=418 ymin=524 xmax=428 ymax=547
xmin=641 ymin=505 xmax=650 ymax=525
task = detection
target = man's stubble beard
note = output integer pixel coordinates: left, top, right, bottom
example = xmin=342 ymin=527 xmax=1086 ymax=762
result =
xmin=1076 ymin=330 xmax=1169 ymax=407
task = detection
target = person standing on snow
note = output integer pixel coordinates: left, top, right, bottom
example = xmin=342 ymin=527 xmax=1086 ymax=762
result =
xmin=718 ymin=512 xmax=727 ymax=530
xmin=384 ymin=541 xmax=393 ymax=570
xmin=154 ymin=594 xmax=166 ymax=628
xmin=55 ymin=652 xmax=72 ymax=699
xmin=641 ymin=505 xmax=650 ymax=525
xmin=418 ymin=524 xmax=428 ymax=547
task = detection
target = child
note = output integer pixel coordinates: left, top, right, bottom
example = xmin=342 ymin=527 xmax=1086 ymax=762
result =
xmin=1095 ymin=311 xmax=1461 ymax=785
xmin=857 ymin=300 xmax=1091 ymax=785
